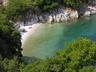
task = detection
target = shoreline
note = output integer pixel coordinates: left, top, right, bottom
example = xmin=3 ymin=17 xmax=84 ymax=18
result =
xmin=19 ymin=5 xmax=96 ymax=47
xmin=21 ymin=23 xmax=41 ymax=46
xmin=20 ymin=15 xmax=96 ymax=47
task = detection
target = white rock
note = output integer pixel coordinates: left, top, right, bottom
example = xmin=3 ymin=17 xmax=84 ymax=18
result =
xmin=69 ymin=11 xmax=79 ymax=19
xmin=91 ymin=10 xmax=96 ymax=14
xmin=55 ymin=14 xmax=61 ymax=22
xmin=47 ymin=15 xmax=53 ymax=23
xmin=60 ymin=14 xmax=68 ymax=21
xmin=53 ymin=15 xmax=56 ymax=22
xmin=84 ymin=11 xmax=91 ymax=16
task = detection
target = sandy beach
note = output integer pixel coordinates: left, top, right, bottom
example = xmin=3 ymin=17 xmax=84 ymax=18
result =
xmin=21 ymin=23 xmax=41 ymax=46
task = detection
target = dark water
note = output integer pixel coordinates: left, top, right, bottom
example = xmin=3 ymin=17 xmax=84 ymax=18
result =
xmin=23 ymin=15 xmax=96 ymax=59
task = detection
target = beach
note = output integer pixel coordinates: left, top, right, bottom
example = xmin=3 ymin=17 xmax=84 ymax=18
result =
xmin=21 ymin=23 xmax=41 ymax=46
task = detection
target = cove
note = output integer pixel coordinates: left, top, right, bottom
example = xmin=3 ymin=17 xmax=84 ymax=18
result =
xmin=23 ymin=15 xmax=96 ymax=59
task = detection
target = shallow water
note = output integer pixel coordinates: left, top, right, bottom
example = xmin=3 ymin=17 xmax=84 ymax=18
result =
xmin=23 ymin=15 xmax=96 ymax=59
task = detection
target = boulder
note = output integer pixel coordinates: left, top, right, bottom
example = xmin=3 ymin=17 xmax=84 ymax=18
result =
xmin=69 ymin=11 xmax=79 ymax=19
xmin=47 ymin=15 xmax=53 ymax=23
xmin=60 ymin=14 xmax=68 ymax=21
xmin=55 ymin=14 xmax=61 ymax=22
xmin=84 ymin=11 xmax=91 ymax=16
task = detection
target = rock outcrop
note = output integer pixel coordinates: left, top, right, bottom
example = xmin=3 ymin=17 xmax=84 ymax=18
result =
xmin=78 ymin=4 xmax=96 ymax=16
xmin=39 ymin=7 xmax=78 ymax=23
xmin=16 ymin=7 xmax=79 ymax=26
xmin=15 ymin=5 xmax=96 ymax=27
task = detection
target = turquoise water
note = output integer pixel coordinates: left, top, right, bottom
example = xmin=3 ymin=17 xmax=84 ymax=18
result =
xmin=23 ymin=15 xmax=96 ymax=59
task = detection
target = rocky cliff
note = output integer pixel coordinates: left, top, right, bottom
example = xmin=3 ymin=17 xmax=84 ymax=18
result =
xmin=15 ymin=5 xmax=96 ymax=28
xmin=78 ymin=4 xmax=96 ymax=16
xmin=15 ymin=7 xmax=78 ymax=27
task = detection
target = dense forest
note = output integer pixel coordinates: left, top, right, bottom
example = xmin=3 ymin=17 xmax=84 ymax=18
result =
xmin=0 ymin=0 xmax=96 ymax=72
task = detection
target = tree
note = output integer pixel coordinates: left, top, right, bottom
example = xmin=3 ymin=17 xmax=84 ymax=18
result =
xmin=21 ymin=38 xmax=96 ymax=72
xmin=0 ymin=57 xmax=22 ymax=72
xmin=0 ymin=9 xmax=22 ymax=59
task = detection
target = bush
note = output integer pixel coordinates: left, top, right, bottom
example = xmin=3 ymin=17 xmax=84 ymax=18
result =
xmin=21 ymin=38 xmax=96 ymax=72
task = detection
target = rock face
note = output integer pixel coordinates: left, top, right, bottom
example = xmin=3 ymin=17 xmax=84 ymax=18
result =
xmin=17 ymin=7 xmax=79 ymax=26
xmin=40 ymin=7 xmax=79 ymax=23
xmin=16 ymin=5 xmax=96 ymax=26
xmin=83 ymin=5 xmax=96 ymax=16
xmin=84 ymin=11 xmax=91 ymax=16
xmin=78 ymin=4 xmax=96 ymax=16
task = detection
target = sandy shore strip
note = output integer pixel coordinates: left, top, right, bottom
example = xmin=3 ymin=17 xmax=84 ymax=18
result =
xmin=21 ymin=23 xmax=41 ymax=46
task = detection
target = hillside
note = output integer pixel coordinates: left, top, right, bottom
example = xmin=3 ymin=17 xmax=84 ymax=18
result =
xmin=0 ymin=0 xmax=96 ymax=72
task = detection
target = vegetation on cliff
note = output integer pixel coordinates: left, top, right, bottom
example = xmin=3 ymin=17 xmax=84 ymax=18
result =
xmin=0 ymin=7 xmax=22 ymax=72
xmin=0 ymin=8 xmax=22 ymax=59
xmin=0 ymin=0 xmax=96 ymax=72
xmin=5 ymin=0 xmax=91 ymax=21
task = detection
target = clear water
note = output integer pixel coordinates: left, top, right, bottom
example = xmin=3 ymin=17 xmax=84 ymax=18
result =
xmin=23 ymin=15 xmax=96 ymax=59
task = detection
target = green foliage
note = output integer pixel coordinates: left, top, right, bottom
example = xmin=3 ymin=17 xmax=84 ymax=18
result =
xmin=63 ymin=0 xmax=89 ymax=8
xmin=0 ymin=7 xmax=22 ymax=72
xmin=21 ymin=38 xmax=96 ymax=72
xmin=0 ymin=57 xmax=23 ymax=72
xmin=21 ymin=61 xmax=48 ymax=72
xmin=0 ymin=0 xmax=96 ymax=71
xmin=0 ymin=8 xmax=22 ymax=59
xmin=5 ymin=0 xmax=23 ymax=20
